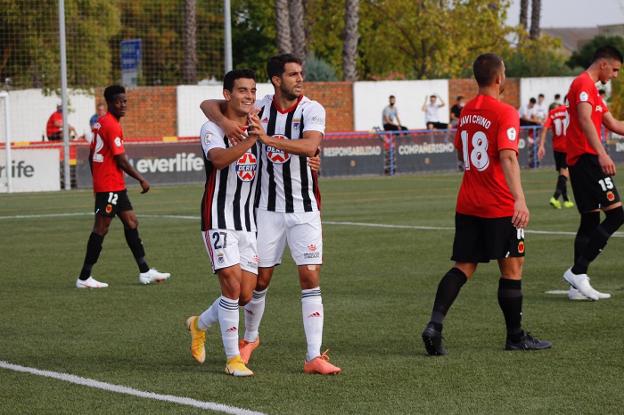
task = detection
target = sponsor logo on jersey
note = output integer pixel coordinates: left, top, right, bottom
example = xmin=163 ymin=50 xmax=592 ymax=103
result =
xmin=105 ymin=204 xmax=113 ymax=214
xmin=236 ymin=151 xmax=258 ymax=181
xmin=261 ymin=117 xmax=269 ymax=123
xmin=293 ymin=117 xmax=301 ymax=130
xmin=596 ymin=105 xmax=604 ymax=113
xmin=266 ymin=135 xmax=290 ymax=164
xmin=507 ymin=127 xmax=517 ymax=141
xmin=114 ymin=137 xmax=122 ymax=147
xmin=518 ymin=241 xmax=525 ymax=254
xmin=579 ymin=91 xmax=589 ymax=102
xmin=607 ymin=191 xmax=615 ymax=201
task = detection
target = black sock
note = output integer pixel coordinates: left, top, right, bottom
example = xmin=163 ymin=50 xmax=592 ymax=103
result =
xmin=497 ymin=278 xmax=523 ymax=341
xmin=553 ymin=175 xmax=566 ymax=199
xmin=573 ymin=211 xmax=600 ymax=264
xmin=124 ymin=227 xmax=149 ymax=273
xmin=573 ymin=208 xmax=624 ymax=274
xmin=79 ymin=232 xmax=104 ymax=280
xmin=428 ymin=268 xmax=468 ymax=330
xmin=560 ymin=175 xmax=569 ymax=201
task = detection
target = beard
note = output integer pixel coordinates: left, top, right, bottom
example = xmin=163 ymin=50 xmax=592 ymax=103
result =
xmin=281 ymin=84 xmax=301 ymax=101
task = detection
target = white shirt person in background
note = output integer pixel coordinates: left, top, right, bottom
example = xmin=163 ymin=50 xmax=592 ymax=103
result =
xmin=422 ymin=94 xmax=447 ymax=129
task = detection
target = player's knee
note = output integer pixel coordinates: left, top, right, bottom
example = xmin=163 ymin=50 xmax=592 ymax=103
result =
xmin=239 ymin=293 xmax=252 ymax=306
xmin=604 ymin=206 xmax=624 ymax=233
xmin=255 ymin=278 xmax=270 ymax=291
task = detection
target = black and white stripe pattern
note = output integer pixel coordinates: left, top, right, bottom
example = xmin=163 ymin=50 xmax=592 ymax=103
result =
xmin=255 ymin=94 xmax=324 ymax=213
xmin=200 ymin=121 xmax=259 ymax=232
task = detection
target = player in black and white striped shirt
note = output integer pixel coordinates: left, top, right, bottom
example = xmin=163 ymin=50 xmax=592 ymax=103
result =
xmin=200 ymin=54 xmax=340 ymax=375
xmin=186 ymin=69 xmax=260 ymax=377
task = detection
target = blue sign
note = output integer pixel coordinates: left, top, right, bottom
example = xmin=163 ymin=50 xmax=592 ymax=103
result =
xmin=120 ymin=39 xmax=142 ymax=87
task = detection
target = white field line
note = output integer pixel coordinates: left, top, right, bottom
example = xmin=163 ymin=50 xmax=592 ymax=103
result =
xmin=0 ymin=360 xmax=266 ymax=415
xmin=1 ymin=212 xmax=624 ymax=238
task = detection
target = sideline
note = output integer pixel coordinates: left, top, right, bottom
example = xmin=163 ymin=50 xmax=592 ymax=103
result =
xmin=0 ymin=360 xmax=266 ymax=415
xmin=1 ymin=212 xmax=623 ymax=238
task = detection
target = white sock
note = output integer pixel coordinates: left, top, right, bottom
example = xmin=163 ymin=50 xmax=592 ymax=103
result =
xmin=301 ymin=287 xmax=323 ymax=361
xmin=198 ymin=297 xmax=220 ymax=330
xmin=218 ymin=296 xmax=240 ymax=359
xmin=243 ymin=288 xmax=267 ymax=342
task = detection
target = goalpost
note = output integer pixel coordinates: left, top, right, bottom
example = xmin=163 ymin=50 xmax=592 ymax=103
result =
xmin=0 ymin=91 xmax=12 ymax=193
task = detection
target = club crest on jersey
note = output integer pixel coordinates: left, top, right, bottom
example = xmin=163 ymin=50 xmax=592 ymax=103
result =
xmin=266 ymin=135 xmax=290 ymax=164
xmin=236 ymin=151 xmax=257 ymax=182
xmin=607 ymin=191 xmax=615 ymax=202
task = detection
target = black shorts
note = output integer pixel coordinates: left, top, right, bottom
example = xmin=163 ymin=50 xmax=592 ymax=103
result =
xmin=451 ymin=213 xmax=525 ymax=263
xmin=553 ymin=151 xmax=567 ymax=171
xmin=94 ymin=189 xmax=133 ymax=217
xmin=569 ymin=154 xmax=621 ymax=213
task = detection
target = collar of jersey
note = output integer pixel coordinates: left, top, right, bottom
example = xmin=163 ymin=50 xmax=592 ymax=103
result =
xmin=272 ymin=95 xmax=303 ymax=114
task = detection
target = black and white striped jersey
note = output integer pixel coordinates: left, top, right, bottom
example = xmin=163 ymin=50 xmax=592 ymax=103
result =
xmin=200 ymin=121 xmax=259 ymax=232
xmin=255 ymin=94 xmax=325 ymax=213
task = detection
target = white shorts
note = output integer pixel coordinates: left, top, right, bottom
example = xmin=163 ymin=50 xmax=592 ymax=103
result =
xmin=256 ymin=209 xmax=323 ymax=267
xmin=201 ymin=229 xmax=259 ymax=274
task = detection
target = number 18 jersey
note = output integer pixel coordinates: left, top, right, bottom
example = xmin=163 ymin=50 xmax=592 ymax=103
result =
xmin=454 ymin=94 xmax=520 ymax=218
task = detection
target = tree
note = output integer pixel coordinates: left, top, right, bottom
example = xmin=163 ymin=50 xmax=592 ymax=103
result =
xmin=529 ymin=0 xmax=540 ymax=40
xmin=567 ymin=35 xmax=624 ymax=70
xmin=289 ymin=0 xmax=306 ymax=62
xmin=275 ymin=0 xmax=292 ymax=54
xmin=183 ymin=0 xmax=198 ymax=84
xmin=357 ymin=0 xmax=513 ymax=79
xmin=519 ymin=0 xmax=528 ymax=29
xmin=231 ymin=0 xmax=276 ymax=80
xmin=504 ymin=32 xmax=572 ymax=77
xmin=0 ymin=0 xmax=120 ymax=90
xmin=342 ymin=0 xmax=359 ymax=81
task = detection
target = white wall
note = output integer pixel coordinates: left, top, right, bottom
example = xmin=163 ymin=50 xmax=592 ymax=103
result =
xmin=519 ymin=77 xmax=575 ymax=110
xmin=0 ymin=89 xmax=94 ymax=143
xmin=176 ymin=83 xmax=275 ymax=137
xmin=353 ymin=80 xmax=449 ymax=131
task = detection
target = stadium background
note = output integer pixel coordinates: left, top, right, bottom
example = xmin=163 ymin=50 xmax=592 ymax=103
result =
xmin=2 ymin=2 xmax=624 ymax=414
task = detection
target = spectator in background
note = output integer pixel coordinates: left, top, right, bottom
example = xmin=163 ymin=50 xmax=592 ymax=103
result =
xmin=534 ymin=93 xmax=548 ymax=123
xmin=46 ymin=104 xmax=77 ymax=141
xmin=550 ymin=93 xmax=562 ymax=110
xmin=519 ymin=97 xmax=540 ymax=126
xmin=449 ymin=96 xmax=465 ymax=128
xmin=382 ymin=95 xmax=408 ymax=132
xmin=89 ymin=103 xmax=107 ymax=128
xmin=422 ymin=94 xmax=447 ymax=129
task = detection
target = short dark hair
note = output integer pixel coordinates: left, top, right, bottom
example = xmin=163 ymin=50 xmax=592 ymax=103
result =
xmin=538 ymin=93 xmax=544 ymax=98
xmin=104 ymin=85 xmax=125 ymax=103
xmin=554 ymin=93 xmax=561 ymax=100
xmin=592 ymin=45 xmax=623 ymax=63
xmin=389 ymin=95 xmax=395 ymax=99
xmin=472 ymin=53 xmax=504 ymax=87
xmin=529 ymin=97 xmax=537 ymax=104
xmin=267 ymin=53 xmax=303 ymax=84
xmin=456 ymin=95 xmax=464 ymax=101
xmin=223 ymin=69 xmax=256 ymax=92
xmin=599 ymin=89 xmax=606 ymax=95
